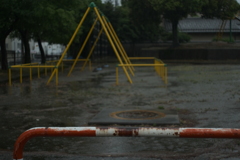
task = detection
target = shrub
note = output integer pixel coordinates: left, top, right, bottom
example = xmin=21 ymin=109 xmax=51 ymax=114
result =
xmin=160 ymin=31 xmax=191 ymax=43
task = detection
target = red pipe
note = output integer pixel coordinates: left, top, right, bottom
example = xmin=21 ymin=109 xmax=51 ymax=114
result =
xmin=13 ymin=127 xmax=240 ymax=160
xmin=180 ymin=128 xmax=240 ymax=138
xmin=13 ymin=127 xmax=96 ymax=160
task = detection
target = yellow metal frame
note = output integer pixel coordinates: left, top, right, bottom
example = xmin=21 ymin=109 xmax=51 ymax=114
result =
xmin=154 ymin=58 xmax=167 ymax=85
xmin=107 ymin=20 xmax=135 ymax=72
xmin=8 ymin=2 xmax=135 ymax=86
xmin=48 ymin=3 xmax=133 ymax=84
xmin=67 ymin=17 xmax=99 ymax=77
xmin=81 ymin=27 xmax=104 ymax=71
xmin=102 ymin=16 xmax=134 ymax=76
xmin=46 ymin=7 xmax=91 ymax=85
xmin=8 ymin=63 xmax=56 ymax=86
xmin=93 ymin=7 xmax=132 ymax=83
xmin=116 ymin=58 xmax=168 ymax=86
xmin=129 ymin=57 xmax=155 ymax=60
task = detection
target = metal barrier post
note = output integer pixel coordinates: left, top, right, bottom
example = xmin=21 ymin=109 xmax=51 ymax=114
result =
xmin=13 ymin=127 xmax=240 ymax=160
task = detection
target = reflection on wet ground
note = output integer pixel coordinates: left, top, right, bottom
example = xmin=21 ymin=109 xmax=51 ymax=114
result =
xmin=1 ymin=64 xmax=240 ymax=159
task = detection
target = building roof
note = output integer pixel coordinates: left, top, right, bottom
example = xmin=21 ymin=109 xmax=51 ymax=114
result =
xmin=164 ymin=17 xmax=240 ymax=33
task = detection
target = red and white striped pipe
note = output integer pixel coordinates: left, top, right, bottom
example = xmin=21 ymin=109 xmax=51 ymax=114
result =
xmin=13 ymin=127 xmax=240 ymax=160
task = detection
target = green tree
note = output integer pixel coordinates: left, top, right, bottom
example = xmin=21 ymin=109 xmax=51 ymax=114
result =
xmin=32 ymin=0 xmax=79 ymax=63
xmin=8 ymin=0 xmax=46 ymax=64
xmin=0 ymin=0 xmax=19 ymax=70
xmin=148 ymin=0 xmax=203 ymax=47
xmin=0 ymin=0 xmax=101 ymax=68
xmin=201 ymin=0 xmax=240 ymax=19
xmin=126 ymin=0 xmax=162 ymax=42
xmin=114 ymin=6 xmax=139 ymax=42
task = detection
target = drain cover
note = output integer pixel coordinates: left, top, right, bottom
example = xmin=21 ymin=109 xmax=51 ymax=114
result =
xmin=88 ymin=109 xmax=179 ymax=125
xmin=110 ymin=110 xmax=165 ymax=120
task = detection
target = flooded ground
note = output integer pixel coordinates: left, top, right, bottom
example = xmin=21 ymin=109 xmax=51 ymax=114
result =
xmin=1 ymin=63 xmax=240 ymax=160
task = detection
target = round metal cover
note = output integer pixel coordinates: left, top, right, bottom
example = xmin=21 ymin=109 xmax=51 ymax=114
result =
xmin=109 ymin=110 xmax=166 ymax=120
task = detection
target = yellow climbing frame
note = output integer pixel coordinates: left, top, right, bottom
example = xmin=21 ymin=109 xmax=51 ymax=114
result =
xmin=47 ymin=2 xmax=133 ymax=85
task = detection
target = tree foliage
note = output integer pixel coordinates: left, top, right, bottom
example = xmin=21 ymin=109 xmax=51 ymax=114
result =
xmin=101 ymin=1 xmax=139 ymax=42
xmin=0 ymin=0 xmax=19 ymax=69
xmin=201 ymin=0 xmax=240 ymax=19
xmin=148 ymin=0 xmax=204 ymax=46
xmin=1 ymin=0 xmax=240 ymax=69
xmin=126 ymin=0 xmax=162 ymax=42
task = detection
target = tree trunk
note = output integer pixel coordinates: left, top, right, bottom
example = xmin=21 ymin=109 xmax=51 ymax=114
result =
xmin=20 ymin=30 xmax=31 ymax=63
xmin=172 ymin=19 xmax=179 ymax=47
xmin=37 ymin=38 xmax=46 ymax=64
xmin=0 ymin=39 xmax=8 ymax=70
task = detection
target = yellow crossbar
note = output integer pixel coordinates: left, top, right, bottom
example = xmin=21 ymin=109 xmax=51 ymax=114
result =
xmin=62 ymin=59 xmax=89 ymax=62
xmin=11 ymin=66 xmax=55 ymax=68
xmin=118 ymin=64 xmax=165 ymax=67
xmin=129 ymin=57 xmax=155 ymax=60
xmin=11 ymin=62 xmax=40 ymax=67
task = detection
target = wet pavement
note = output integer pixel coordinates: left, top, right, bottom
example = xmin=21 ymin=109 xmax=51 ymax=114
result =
xmin=1 ymin=63 xmax=240 ymax=159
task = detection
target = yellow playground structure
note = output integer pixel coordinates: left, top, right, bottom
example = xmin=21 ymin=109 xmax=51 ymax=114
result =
xmin=8 ymin=2 xmax=167 ymax=86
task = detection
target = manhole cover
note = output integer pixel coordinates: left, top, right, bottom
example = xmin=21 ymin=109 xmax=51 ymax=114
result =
xmin=110 ymin=110 xmax=165 ymax=120
xmin=88 ymin=109 xmax=179 ymax=125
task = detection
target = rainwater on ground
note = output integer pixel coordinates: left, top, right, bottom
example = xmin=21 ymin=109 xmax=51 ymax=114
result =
xmin=1 ymin=63 xmax=240 ymax=160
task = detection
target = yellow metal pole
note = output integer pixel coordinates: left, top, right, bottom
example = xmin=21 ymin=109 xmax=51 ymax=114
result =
xmin=107 ymin=19 xmax=135 ymax=72
xmin=47 ymin=7 xmax=91 ymax=84
xmin=102 ymin=16 xmax=134 ymax=76
xmin=116 ymin=66 xmax=119 ymax=85
xmin=56 ymin=7 xmax=91 ymax=67
xmin=56 ymin=68 xmax=58 ymax=86
xmin=68 ymin=17 xmax=99 ymax=76
xmin=81 ymin=27 xmax=103 ymax=71
xmin=11 ymin=65 xmax=55 ymax=68
xmin=94 ymin=7 xmax=132 ymax=83
xmin=129 ymin=57 xmax=155 ymax=60
xmin=9 ymin=68 xmax=12 ymax=86
xmin=47 ymin=69 xmax=57 ymax=85
xmin=118 ymin=64 xmax=165 ymax=67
